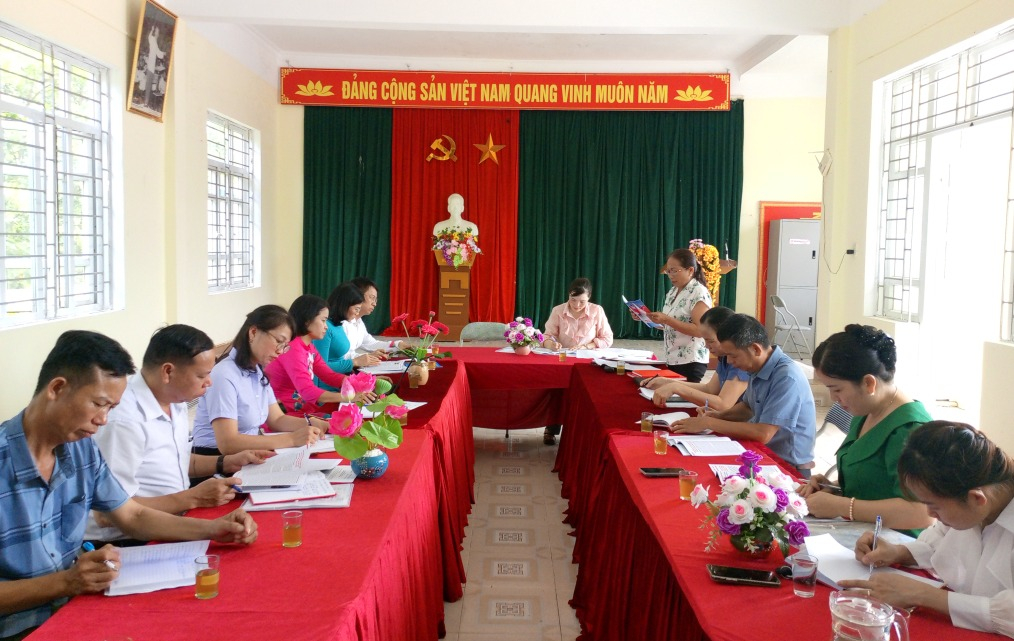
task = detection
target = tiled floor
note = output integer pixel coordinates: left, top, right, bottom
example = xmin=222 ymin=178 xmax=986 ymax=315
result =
xmin=443 ymin=427 xmax=581 ymax=641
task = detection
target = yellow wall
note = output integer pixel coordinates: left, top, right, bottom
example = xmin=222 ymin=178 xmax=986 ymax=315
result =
xmin=737 ymin=97 xmax=826 ymax=317
xmin=822 ymin=0 xmax=1014 ymax=447
xmin=0 ymin=0 xmax=302 ymax=418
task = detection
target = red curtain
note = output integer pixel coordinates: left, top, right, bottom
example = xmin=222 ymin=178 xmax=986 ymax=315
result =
xmin=388 ymin=109 xmax=519 ymax=329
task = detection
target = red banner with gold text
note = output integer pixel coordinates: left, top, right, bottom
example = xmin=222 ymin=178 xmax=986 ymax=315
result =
xmin=280 ymin=69 xmax=729 ymax=111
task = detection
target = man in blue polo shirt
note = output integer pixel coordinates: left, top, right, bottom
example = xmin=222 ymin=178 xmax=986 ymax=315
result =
xmin=673 ymin=313 xmax=816 ymax=477
xmin=0 ymin=331 xmax=259 ymax=641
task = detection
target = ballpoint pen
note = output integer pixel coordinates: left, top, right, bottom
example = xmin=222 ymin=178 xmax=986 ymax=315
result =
xmin=81 ymin=541 xmax=118 ymax=571
xmin=869 ymin=515 xmax=883 ymax=577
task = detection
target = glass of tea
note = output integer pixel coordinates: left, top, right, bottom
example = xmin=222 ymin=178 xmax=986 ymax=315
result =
xmin=194 ymin=554 xmax=220 ymax=599
xmin=282 ymin=510 xmax=303 ymax=548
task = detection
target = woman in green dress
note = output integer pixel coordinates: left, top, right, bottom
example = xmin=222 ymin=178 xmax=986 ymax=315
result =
xmin=799 ymin=324 xmax=933 ymax=534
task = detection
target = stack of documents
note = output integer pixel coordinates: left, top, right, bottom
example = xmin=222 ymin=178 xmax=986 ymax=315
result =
xmin=357 ymin=360 xmax=411 ymax=375
xmin=665 ymin=435 xmax=746 ymax=456
xmin=234 ymin=442 xmax=355 ymax=509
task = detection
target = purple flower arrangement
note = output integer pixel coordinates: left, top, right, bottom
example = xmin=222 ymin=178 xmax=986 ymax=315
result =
xmin=504 ymin=316 xmax=544 ymax=348
xmin=689 ymin=451 xmax=810 ymax=554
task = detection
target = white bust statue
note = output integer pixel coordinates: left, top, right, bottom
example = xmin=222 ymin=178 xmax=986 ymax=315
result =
xmin=433 ymin=193 xmax=478 ymax=236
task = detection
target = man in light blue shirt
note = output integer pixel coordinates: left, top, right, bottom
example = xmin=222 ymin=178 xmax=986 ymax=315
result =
xmin=673 ymin=314 xmax=816 ymax=477
xmin=0 ymin=331 xmax=259 ymax=640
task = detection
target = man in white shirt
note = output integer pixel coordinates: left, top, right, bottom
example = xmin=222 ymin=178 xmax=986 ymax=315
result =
xmin=341 ymin=277 xmax=406 ymax=362
xmin=86 ymin=324 xmax=272 ymax=544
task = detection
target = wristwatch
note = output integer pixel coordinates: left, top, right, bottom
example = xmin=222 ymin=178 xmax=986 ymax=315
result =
xmin=215 ymin=455 xmax=226 ymax=476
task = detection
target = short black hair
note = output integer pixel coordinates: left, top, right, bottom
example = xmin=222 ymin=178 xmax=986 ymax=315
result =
xmin=716 ymin=313 xmax=770 ymax=349
xmin=326 ymin=282 xmax=365 ymax=325
xmin=142 ymin=324 xmax=214 ymax=369
xmin=34 ymin=330 xmax=136 ymax=395
xmin=351 ymin=277 xmax=378 ymax=294
xmin=568 ymin=277 xmax=592 ymax=298
xmin=700 ymin=305 xmax=734 ymax=331
xmin=288 ymin=294 xmax=328 ymax=337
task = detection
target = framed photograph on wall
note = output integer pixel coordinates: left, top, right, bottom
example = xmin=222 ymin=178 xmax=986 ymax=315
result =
xmin=126 ymin=0 xmax=178 ymax=122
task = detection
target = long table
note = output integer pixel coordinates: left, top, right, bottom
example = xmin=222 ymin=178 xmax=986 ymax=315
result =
xmin=32 ymin=431 xmax=445 ymax=641
xmin=557 ymin=363 xmax=997 ymax=641
xmin=450 ymin=347 xmax=575 ymax=429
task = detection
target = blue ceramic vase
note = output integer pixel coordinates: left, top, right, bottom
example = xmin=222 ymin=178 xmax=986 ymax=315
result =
xmin=351 ymin=449 xmax=389 ymax=479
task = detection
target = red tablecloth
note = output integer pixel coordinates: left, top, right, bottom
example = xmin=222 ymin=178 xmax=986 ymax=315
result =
xmin=449 ymin=346 xmax=575 ymax=428
xmin=555 ymin=362 xmax=699 ymax=539
xmin=397 ymin=359 xmax=474 ymax=600
xmin=32 ymin=431 xmax=444 ymax=641
xmin=571 ymin=433 xmax=996 ymax=641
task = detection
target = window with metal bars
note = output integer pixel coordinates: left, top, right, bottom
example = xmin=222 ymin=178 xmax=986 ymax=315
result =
xmin=206 ymin=112 xmax=257 ymax=291
xmin=876 ymin=29 xmax=1014 ymax=326
xmin=0 ymin=22 xmax=112 ymax=328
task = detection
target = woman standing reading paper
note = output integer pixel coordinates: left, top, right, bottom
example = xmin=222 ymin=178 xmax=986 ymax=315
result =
xmin=798 ymin=325 xmax=932 ymax=535
xmin=191 ymin=305 xmax=327 ymax=456
xmin=646 ymin=248 xmax=712 ymax=382
xmin=842 ymin=421 xmax=1014 ymax=637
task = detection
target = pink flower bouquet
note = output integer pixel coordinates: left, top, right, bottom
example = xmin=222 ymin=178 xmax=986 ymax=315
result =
xmin=327 ymin=373 xmax=406 ymax=460
xmin=691 ymin=451 xmax=809 ymax=554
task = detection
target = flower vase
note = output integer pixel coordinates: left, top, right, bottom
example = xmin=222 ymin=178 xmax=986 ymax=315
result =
xmin=407 ymin=362 xmax=429 ymax=388
xmin=351 ymin=449 xmax=389 ymax=479
xmin=513 ymin=345 xmax=532 ymax=356
xmin=728 ymin=535 xmax=774 ymax=560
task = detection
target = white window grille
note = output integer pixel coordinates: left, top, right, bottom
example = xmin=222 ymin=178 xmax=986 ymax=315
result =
xmin=0 ymin=22 xmax=112 ymax=328
xmin=877 ymin=30 xmax=1014 ymax=325
xmin=206 ymin=112 xmax=257 ymax=291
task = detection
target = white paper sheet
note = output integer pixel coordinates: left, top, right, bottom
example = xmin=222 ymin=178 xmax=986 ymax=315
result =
xmin=106 ymin=540 xmax=210 ymax=596
xmin=236 ymin=448 xmax=309 ymax=489
xmin=247 ymin=472 xmax=335 ymax=505
xmin=357 ymin=361 xmax=411 ymax=375
xmin=325 ymin=466 xmax=357 ymax=483
xmin=669 ymin=436 xmax=746 ymax=457
xmin=802 ymin=533 xmax=945 ymax=590
xmin=709 ymin=463 xmax=784 ymax=482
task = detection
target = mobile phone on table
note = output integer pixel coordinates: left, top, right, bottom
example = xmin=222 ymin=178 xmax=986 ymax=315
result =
xmin=706 ymin=564 xmax=781 ymax=587
xmin=639 ymin=467 xmax=687 ymax=478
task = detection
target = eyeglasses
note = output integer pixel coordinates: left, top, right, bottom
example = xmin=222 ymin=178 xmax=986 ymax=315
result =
xmin=664 ymin=266 xmax=686 ymax=275
xmin=264 ymin=330 xmax=291 ymax=354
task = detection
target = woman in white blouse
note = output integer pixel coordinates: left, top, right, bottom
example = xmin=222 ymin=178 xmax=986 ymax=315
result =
xmin=646 ymin=248 xmax=712 ymax=382
xmin=842 ymin=421 xmax=1014 ymax=637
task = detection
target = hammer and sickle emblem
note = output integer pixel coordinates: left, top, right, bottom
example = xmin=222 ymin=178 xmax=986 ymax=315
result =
xmin=426 ymin=135 xmax=457 ymax=162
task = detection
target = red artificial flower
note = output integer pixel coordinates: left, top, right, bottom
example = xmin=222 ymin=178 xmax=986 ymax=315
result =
xmin=409 ymin=319 xmax=426 ymax=331
xmin=420 ymin=324 xmax=439 ymax=337
xmin=391 ymin=312 xmax=409 ymax=324
xmin=432 ymin=321 xmax=450 ymax=335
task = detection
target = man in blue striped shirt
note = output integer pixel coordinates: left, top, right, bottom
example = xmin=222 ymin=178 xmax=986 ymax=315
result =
xmin=0 ymin=331 xmax=259 ymax=641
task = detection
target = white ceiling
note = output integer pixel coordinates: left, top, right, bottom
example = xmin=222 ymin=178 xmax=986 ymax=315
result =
xmin=162 ymin=0 xmax=889 ymax=98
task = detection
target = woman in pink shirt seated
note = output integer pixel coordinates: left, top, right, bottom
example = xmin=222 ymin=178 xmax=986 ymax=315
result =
xmin=265 ymin=295 xmax=376 ymax=416
xmin=541 ymin=278 xmax=613 ymax=444
xmin=542 ymin=277 xmax=614 ymax=351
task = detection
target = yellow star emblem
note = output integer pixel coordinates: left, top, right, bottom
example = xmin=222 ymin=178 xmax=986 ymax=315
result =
xmin=473 ymin=133 xmax=506 ymax=165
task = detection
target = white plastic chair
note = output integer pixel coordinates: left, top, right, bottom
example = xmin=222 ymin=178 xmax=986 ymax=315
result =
xmin=459 ymin=322 xmax=508 ymax=345
xmin=815 ymin=402 xmax=854 ymax=482
xmin=770 ymin=295 xmax=812 ymax=360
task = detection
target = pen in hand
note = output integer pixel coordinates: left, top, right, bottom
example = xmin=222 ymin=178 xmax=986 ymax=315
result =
xmin=81 ymin=541 xmax=118 ymax=571
xmin=869 ymin=515 xmax=883 ymax=577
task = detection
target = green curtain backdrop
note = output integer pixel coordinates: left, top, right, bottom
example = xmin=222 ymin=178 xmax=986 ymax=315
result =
xmin=302 ymin=107 xmax=393 ymax=332
xmin=516 ymin=100 xmax=743 ymax=339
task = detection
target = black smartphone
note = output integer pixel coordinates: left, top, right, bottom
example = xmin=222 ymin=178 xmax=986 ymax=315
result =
xmin=639 ymin=467 xmax=687 ymax=478
xmin=706 ymin=564 xmax=781 ymax=587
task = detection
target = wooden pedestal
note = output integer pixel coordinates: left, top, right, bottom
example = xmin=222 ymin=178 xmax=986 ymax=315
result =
xmin=438 ymin=265 xmax=470 ymax=341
